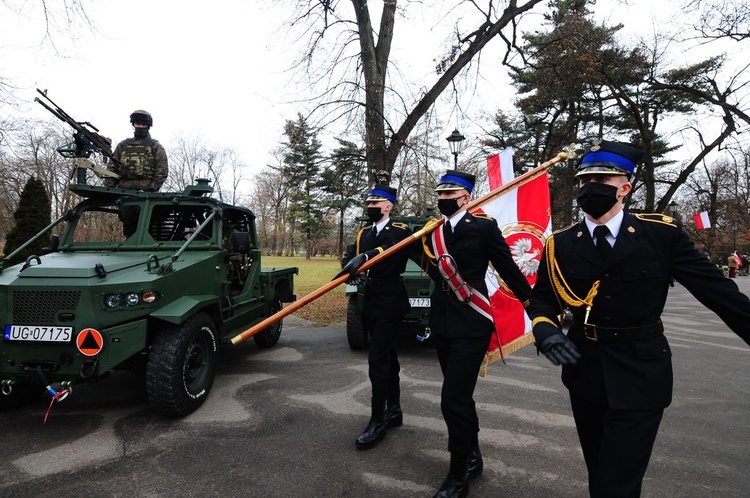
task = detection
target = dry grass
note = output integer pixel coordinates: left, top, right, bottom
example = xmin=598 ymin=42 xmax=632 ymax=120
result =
xmin=263 ymin=255 xmax=347 ymax=325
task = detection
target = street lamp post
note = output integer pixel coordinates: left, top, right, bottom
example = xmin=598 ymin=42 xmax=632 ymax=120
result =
xmin=446 ymin=129 xmax=466 ymax=170
xmin=668 ymin=200 xmax=678 ymax=219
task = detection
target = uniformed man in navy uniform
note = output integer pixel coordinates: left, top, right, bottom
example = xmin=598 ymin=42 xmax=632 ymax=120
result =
xmin=422 ymin=170 xmax=533 ymax=498
xmin=337 ymin=184 xmax=413 ymax=450
xmin=529 ymin=140 xmax=750 ymax=497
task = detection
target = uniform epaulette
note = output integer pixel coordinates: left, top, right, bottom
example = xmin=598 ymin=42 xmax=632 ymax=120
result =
xmin=473 ymin=213 xmax=494 ymax=221
xmin=634 ymin=213 xmax=677 ymax=228
xmin=551 ymin=222 xmax=578 ymax=236
xmin=391 ymin=222 xmax=408 ymax=229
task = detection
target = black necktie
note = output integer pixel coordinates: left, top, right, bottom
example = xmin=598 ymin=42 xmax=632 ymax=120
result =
xmin=444 ymin=222 xmax=453 ymax=237
xmin=593 ymin=225 xmax=611 ymax=260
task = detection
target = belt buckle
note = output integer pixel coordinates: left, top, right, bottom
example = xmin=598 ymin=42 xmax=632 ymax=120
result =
xmin=583 ymin=324 xmax=598 ymax=341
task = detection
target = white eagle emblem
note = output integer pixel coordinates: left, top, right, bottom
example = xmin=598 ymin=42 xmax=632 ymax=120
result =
xmin=511 ymin=237 xmax=540 ymax=276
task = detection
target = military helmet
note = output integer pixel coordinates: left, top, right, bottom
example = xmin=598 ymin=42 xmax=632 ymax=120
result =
xmin=130 ymin=110 xmax=153 ymax=127
xmin=375 ymin=169 xmax=391 ymax=183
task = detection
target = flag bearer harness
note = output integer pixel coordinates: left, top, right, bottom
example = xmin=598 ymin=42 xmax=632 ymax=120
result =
xmin=429 ymin=223 xmax=494 ymax=323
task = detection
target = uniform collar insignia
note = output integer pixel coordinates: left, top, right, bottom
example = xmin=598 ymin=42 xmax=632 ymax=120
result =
xmin=628 ymin=226 xmax=635 ymax=233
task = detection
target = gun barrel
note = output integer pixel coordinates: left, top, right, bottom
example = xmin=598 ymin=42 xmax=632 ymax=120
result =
xmin=35 ymin=88 xmax=121 ymax=167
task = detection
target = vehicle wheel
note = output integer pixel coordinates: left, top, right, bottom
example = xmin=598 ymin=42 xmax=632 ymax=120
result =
xmin=0 ymin=383 xmax=45 ymax=412
xmin=254 ymin=299 xmax=282 ymax=349
xmin=146 ymin=312 xmax=218 ymax=417
xmin=346 ymin=295 xmax=368 ymax=350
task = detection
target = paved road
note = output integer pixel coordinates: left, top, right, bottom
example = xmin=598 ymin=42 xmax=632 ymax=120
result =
xmin=1 ymin=278 xmax=749 ymax=497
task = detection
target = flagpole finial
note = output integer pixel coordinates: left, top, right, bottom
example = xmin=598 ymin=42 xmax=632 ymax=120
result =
xmin=561 ymin=144 xmax=578 ymax=161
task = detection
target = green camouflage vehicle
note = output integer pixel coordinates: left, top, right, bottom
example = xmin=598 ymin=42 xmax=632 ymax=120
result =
xmin=345 ymin=210 xmax=435 ymax=349
xmin=0 ymin=180 xmax=297 ymax=416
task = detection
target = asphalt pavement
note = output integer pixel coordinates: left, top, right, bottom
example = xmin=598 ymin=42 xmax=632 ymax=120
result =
xmin=1 ymin=278 xmax=749 ymax=497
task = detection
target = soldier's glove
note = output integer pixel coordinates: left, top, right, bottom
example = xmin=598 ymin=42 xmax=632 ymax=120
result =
xmin=333 ymin=253 xmax=368 ymax=282
xmin=534 ymin=323 xmax=580 ymax=366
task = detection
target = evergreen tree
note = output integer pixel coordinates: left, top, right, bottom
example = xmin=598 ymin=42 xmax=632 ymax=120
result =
xmin=281 ymin=114 xmax=326 ymax=259
xmin=320 ymin=139 xmax=368 ymax=259
xmin=2 ymin=176 xmax=52 ymax=264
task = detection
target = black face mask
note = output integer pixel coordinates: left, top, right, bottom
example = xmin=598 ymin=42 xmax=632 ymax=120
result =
xmin=134 ymin=128 xmax=149 ymax=139
xmin=576 ymin=182 xmax=619 ymax=219
xmin=366 ymin=207 xmax=383 ymax=223
xmin=437 ymin=198 xmax=461 ymax=217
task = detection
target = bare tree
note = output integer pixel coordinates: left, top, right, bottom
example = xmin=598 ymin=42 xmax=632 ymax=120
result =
xmin=286 ymin=0 xmax=544 ymax=175
xmin=685 ymin=0 xmax=750 ymax=41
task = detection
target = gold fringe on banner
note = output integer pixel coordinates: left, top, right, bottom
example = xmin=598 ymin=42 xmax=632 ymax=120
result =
xmin=479 ymin=332 xmax=536 ymax=377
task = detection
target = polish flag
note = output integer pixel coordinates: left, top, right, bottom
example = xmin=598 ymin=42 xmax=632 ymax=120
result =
xmin=478 ymin=148 xmax=551 ymax=375
xmin=693 ymin=211 xmax=711 ymax=230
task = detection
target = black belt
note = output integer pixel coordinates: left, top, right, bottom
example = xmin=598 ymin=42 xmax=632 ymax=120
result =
xmin=366 ymin=278 xmax=402 ymax=288
xmin=582 ymin=321 xmax=664 ymax=342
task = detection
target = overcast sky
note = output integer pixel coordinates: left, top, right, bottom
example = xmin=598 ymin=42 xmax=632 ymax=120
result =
xmin=1 ymin=0 xmax=740 ymax=195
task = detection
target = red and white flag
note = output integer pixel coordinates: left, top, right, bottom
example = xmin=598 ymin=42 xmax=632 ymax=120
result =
xmin=478 ymin=148 xmax=551 ymax=375
xmin=693 ymin=211 xmax=711 ymax=230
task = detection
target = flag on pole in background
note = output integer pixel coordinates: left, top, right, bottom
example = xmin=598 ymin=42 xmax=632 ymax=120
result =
xmin=693 ymin=211 xmax=711 ymax=230
xmin=478 ymin=148 xmax=551 ymax=375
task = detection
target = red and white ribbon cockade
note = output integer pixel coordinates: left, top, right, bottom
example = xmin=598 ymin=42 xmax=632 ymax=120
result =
xmin=432 ymin=224 xmax=493 ymax=322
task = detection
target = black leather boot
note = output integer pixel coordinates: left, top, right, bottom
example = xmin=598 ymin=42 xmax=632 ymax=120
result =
xmin=433 ymin=452 xmax=469 ymax=498
xmin=384 ymin=404 xmax=403 ymax=428
xmin=466 ymin=446 xmax=483 ymax=479
xmin=355 ymin=402 xmax=387 ymax=450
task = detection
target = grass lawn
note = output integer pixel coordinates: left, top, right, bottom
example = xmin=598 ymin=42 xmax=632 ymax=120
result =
xmin=263 ymin=255 xmax=347 ymax=325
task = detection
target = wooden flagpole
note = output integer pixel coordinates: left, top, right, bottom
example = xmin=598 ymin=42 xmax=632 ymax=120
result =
xmin=231 ymin=150 xmax=571 ymax=345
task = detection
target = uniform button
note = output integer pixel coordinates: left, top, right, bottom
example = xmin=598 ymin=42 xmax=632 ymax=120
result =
xmin=641 ymin=270 xmax=648 ymax=275
xmin=604 ymin=316 xmax=611 ymax=322
xmin=603 ymin=273 xmax=610 ymax=278
xmin=605 ymin=295 xmax=611 ymax=300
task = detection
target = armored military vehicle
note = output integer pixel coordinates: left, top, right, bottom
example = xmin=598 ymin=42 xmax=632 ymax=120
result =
xmin=0 ymin=180 xmax=297 ymax=416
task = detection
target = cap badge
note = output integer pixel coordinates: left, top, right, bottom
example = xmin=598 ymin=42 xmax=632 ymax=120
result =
xmin=590 ymin=138 xmax=602 ymax=152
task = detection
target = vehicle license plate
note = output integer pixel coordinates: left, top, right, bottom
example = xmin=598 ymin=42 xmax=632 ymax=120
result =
xmin=409 ymin=298 xmax=431 ymax=307
xmin=4 ymin=325 xmax=73 ymax=343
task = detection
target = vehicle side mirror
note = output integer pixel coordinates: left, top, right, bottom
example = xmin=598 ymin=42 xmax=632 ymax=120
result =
xmin=50 ymin=234 xmax=60 ymax=252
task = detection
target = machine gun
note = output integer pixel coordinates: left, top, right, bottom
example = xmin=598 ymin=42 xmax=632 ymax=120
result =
xmin=35 ymin=88 xmax=121 ymax=184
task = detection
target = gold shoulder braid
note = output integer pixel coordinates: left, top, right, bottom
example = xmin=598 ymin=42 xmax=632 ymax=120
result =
xmin=391 ymin=222 xmax=408 ymax=229
xmin=634 ymin=213 xmax=677 ymax=228
xmin=355 ymin=227 xmax=367 ymax=254
xmin=546 ymin=234 xmax=601 ymax=324
xmin=473 ymin=213 xmax=494 ymax=220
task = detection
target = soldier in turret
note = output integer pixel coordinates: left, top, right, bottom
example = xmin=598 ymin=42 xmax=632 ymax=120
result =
xmin=106 ymin=110 xmax=168 ymax=192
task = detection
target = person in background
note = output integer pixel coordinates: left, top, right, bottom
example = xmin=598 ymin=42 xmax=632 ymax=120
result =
xmin=728 ymin=251 xmax=739 ymax=278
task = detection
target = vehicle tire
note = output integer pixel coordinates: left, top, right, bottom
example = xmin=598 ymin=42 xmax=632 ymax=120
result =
xmin=253 ymin=299 xmax=282 ymax=349
xmin=0 ymin=383 xmax=45 ymax=412
xmin=346 ymin=295 xmax=368 ymax=350
xmin=146 ymin=312 xmax=218 ymax=417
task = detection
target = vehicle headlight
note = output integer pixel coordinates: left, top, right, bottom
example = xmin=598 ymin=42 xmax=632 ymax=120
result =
xmin=104 ymin=293 xmax=122 ymax=308
xmin=103 ymin=291 xmax=160 ymax=309
xmin=125 ymin=292 xmax=140 ymax=306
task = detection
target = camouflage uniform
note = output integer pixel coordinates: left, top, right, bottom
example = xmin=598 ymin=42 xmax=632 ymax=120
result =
xmin=109 ymin=131 xmax=168 ymax=191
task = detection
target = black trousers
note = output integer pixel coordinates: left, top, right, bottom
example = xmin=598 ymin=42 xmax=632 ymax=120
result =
xmin=434 ymin=332 xmax=491 ymax=455
xmin=570 ymin=393 xmax=664 ymax=498
xmin=366 ymin=315 xmax=402 ymax=407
